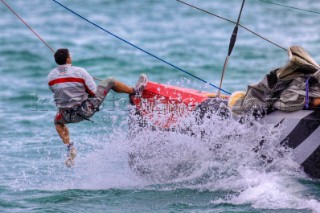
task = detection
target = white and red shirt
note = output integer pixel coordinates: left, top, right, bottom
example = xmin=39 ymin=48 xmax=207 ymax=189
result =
xmin=48 ymin=64 xmax=97 ymax=109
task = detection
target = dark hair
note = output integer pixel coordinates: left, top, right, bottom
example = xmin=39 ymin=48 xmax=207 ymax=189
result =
xmin=54 ymin=48 xmax=69 ymax=65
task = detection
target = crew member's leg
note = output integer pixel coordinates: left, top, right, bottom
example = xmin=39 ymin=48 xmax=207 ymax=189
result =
xmin=94 ymin=77 xmax=134 ymax=108
xmin=54 ymin=112 xmax=76 ymax=167
xmin=54 ymin=112 xmax=71 ymax=145
xmin=112 ymin=80 xmax=134 ymax=94
xmin=96 ymin=75 xmax=147 ymax=101
xmin=55 ymin=123 xmax=70 ymax=145
xmin=94 ymin=75 xmax=147 ymax=109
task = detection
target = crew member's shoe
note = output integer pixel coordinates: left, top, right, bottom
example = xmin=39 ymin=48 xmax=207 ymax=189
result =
xmin=134 ymin=74 xmax=148 ymax=95
xmin=65 ymin=143 xmax=77 ymax=167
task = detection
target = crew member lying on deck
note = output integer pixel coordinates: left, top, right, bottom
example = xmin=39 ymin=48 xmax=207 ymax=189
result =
xmin=228 ymin=46 xmax=320 ymax=117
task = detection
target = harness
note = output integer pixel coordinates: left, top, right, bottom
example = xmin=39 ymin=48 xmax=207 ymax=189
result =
xmin=61 ymin=99 xmax=99 ymax=123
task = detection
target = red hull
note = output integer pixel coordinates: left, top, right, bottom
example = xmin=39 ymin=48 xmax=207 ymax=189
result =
xmin=131 ymin=81 xmax=228 ymax=129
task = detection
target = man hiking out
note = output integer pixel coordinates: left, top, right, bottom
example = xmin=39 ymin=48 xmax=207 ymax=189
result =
xmin=48 ymin=48 xmax=146 ymax=167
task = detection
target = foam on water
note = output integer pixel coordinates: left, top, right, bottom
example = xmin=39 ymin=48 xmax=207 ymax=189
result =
xmin=18 ymin=103 xmax=319 ymax=212
xmin=124 ymin=109 xmax=320 ymax=212
xmin=215 ymin=172 xmax=320 ymax=212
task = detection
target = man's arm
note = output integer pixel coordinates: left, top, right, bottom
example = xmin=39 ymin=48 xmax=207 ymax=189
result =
xmin=81 ymin=68 xmax=97 ymax=97
xmin=47 ymin=74 xmax=54 ymax=93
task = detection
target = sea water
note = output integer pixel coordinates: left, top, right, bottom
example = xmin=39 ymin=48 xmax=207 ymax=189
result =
xmin=1 ymin=0 xmax=320 ymax=212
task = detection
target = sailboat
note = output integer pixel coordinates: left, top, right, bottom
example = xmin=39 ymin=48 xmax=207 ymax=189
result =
xmin=129 ymin=49 xmax=320 ymax=179
xmin=129 ymin=1 xmax=320 ymax=179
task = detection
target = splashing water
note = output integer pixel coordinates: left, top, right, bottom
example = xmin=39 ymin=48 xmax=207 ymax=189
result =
xmin=125 ymin=108 xmax=320 ymax=212
xmin=127 ymin=108 xmax=301 ymax=183
xmin=14 ymin=98 xmax=320 ymax=212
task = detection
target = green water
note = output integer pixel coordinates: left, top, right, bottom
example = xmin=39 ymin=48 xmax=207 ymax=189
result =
xmin=1 ymin=0 xmax=320 ymax=212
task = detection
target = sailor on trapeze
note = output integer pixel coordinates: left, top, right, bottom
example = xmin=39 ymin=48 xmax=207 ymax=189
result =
xmin=48 ymin=48 xmax=147 ymax=166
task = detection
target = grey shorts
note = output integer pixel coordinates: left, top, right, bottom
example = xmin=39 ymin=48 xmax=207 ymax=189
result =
xmin=54 ymin=77 xmax=116 ymax=125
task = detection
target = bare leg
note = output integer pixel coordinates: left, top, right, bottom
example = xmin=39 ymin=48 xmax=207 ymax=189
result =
xmin=55 ymin=123 xmax=70 ymax=145
xmin=56 ymin=123 xmax=76 ymax=167
xmin=112 ymin=80 xmax=134 ymax=94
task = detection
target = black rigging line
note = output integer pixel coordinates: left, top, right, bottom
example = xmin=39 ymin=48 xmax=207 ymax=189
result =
xmin=217 ymin=0 xmax=246 ymax=97
xmin=259 ymin=0 xmax=320 ymax=15
xmin=177 ymin=0 xmax=287 ymax=52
